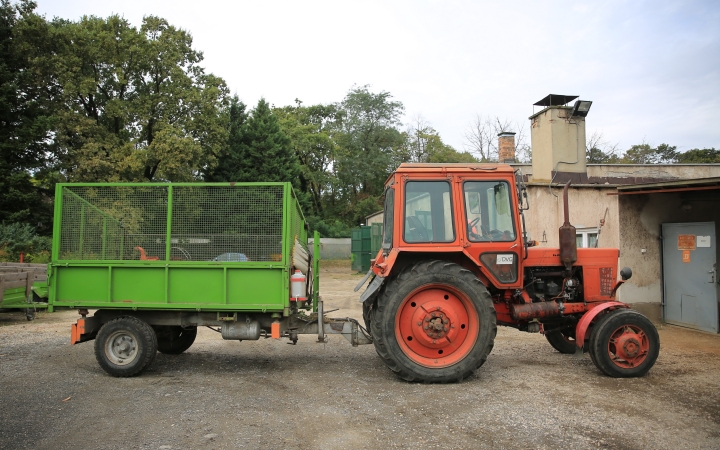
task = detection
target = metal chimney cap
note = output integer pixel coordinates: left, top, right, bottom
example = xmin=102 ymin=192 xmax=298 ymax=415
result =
xmin=497 ymin=131 xmax=516 ymax=137
xmin=533 ymin=94 xmax=579 ymax=107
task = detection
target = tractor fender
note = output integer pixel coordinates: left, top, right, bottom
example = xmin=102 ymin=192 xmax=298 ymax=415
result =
xmin=575 ymin=301 xmax=629 ymax=349
xmin=359 ymin=275 xmax=385 ymax=303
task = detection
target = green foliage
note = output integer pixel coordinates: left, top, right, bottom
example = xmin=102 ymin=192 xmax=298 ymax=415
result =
xmin=49 ymin=14 xmax=229 ymax=182
xmin=209 ymin=98 xmax=300 ymax=185
xmin=336 ymin=85 xmax=405 ymax=198
xmin=676 ymin=148 xmax=720 ymax=163
xmin=586 ymin=147 xmax=621 ymax=164
xmin=0 ymin=222 xmax=51 ymax=261
xmin=0 ymin=0 xmax=53 ymax=227
xmin=306 ymin=217 xmax=351 ymax=238
xmin=621 ymin=143 xmax=677 ymax=164
xmin=274 ymin=100 xmax=340 ymax=217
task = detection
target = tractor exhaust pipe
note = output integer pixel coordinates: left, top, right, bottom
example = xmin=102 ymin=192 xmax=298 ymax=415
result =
xmin=558 ymin=181 xmax=577 ymax=272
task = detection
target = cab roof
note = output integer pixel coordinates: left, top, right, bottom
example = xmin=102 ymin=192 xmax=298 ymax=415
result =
xmin=394 ymin=163 xmax=516 ymax=174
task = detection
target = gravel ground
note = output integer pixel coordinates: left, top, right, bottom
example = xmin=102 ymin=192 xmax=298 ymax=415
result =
xmin=1 ymin=261 xmax=719 ymax=450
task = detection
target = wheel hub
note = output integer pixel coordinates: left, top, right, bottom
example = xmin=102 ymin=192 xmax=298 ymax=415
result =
xmin=616 ymin=331 xmax=641 ymax=359
xmin=396 ymin=286 xmax=478 ymax=368
xmin=423 ymin=310 xmax=450 ymax=339
xmin=105 ymin=331 xmax=138 ymax=366
xmin=608 ymin=325 xmax=649 ymax=368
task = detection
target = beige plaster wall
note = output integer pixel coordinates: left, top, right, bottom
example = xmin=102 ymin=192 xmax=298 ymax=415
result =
xmin=522 ymin=185 xmax=619 ymax=249
xmin=513 ymin=163 xmax=720 ymax=182
xmin=589 ymin=164 xmax=720 ymax=180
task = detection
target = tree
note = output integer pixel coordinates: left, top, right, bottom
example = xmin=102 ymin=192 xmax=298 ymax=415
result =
xmin=0 ymin=0 xmax=54 ymax=227
xmin=49 ymin=15 xmax=229 ymax=182
xmin=335 ymin=85 xmax=405 ymax=198
xmin=211 ymin=98 xmax=300 ymax=184
xmin=586 ymin=131 xmax=621 ymax=163
xmin=676 ymin=148 xmax=720 ymax=163
xmin=463 ymin=115 xmax=530 ymax=162
xmin=205 ymin=95 xmax=247 ymax=181
xmin=333 ymin=85 xmax=405 ymax=226
xmin=274 ymin=100 xmax=340 ymax=217
xmin=621 ymin=143 xmax=677 ymax=164
xmin=401 ymin=116 xmax=477 ymax=164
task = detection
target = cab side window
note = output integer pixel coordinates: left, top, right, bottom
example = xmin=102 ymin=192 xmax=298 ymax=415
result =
xmin=404 ymin=181 xmax=455 ymax=243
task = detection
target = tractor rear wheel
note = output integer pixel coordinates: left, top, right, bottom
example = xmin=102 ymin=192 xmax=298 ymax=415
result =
xmin=545 ymin=327 xmax=577 ymax=354
xmin=371 ymin=260 xmax=496 ymax=382
xmin=588 ymin=309 xmax=660 ymax=377
xmin=156 ymin=326 xmax=197 ymax=354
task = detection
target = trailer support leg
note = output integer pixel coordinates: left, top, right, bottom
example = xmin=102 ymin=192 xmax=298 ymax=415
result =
xmin=317 ymin=296 xmax=326 ymax=342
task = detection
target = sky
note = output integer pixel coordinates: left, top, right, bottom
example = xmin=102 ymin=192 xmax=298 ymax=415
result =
xmin=35 ymin=0 xmax=720 ymax=154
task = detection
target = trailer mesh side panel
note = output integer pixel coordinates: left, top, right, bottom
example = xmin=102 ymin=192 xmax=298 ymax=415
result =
xmin=59 ymin=186 xmax=168 ymax=261
xmin=58 ymin=184 xmax=289 ymax=262
xmin=170 ymin=185 xmax=284 ymax=262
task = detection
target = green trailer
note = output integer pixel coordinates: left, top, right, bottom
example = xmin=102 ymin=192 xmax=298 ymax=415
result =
xmin=50 ymin=182 xmax=370 ymax=377
xmin=0 ymin=263 xmax=49 ymax=320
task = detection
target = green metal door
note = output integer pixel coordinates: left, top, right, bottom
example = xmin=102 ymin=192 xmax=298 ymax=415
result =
xmin=351 ymin=226 xmax=372 ymax=272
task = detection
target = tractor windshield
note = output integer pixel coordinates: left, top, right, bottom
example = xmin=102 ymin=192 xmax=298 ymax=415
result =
xmin=464 ymin=181 xmax=516 ymax=242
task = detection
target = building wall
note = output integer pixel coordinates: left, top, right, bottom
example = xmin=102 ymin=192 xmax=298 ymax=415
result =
xmin=514 ymin=163 xmax=720 ymax=182
xmin=523 ymin=185 xmax=619 ymax=249
xmin=366 ymin=212 xmax=383 ymax=225
xmin=618 ymin=191 xmax=720 ymax=323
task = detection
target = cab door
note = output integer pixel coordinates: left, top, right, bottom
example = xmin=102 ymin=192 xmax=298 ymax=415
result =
xmin=460 ymin=179 xmax=523 ymax=288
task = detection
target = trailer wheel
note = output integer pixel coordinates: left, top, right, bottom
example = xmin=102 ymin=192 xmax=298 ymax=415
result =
xmin=95 ymin=317 xmax=158 ymax=377
xmin=371 ymin=260 xmax=496 ymax=383
xmin=545 ymin=327 xmax=577 ymax=354
xmin=588 ymin=309 xmax=659 ymax=378
xmin=156 ymin=326 xmax=197 ymax=354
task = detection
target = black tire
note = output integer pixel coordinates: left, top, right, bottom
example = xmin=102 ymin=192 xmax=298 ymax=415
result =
xmin=156 ymin=326 xmax=197 ymax=354
xmin=94 ymin=316 xmax=158 ymax=377
xmin=545 ymin=327 xmax=577 ymax=354
xmin=588 ymin=309 xmax=660 ymax=378
xmin=371 ymin=260 xmax=497 ymax=383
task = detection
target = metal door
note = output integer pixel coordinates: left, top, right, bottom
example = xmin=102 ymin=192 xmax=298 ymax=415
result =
xmin=662 ymin=222 xmax=718 ymax=333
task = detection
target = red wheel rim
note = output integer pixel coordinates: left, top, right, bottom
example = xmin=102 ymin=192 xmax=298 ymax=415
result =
xmin=395 ymin=284 xmax=479 ymax=368
xmin=607 ymin=325 xmax=650 ymax=368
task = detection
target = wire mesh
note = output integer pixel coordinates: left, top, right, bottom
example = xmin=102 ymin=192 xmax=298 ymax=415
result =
xmin=170 ymin=185 xmax=285 ymax=262
xmin=58 ymin=184 xmax=291 ymax=262
xmin=59 ymin=186 xmax=168 ymax=261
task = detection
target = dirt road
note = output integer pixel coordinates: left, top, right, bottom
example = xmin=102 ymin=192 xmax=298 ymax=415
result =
xmin=1 ymin=262 xmax=719 ymax=449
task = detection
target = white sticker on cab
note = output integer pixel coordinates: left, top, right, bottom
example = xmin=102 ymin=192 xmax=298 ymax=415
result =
xmin=496 ymin=254 xmax=514 ymax=265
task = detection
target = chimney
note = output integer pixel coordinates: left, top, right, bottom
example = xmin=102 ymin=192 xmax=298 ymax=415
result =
xmin=498 ymin=132 xmax=516 ymax=163
xmin=529 ymin=94 xmax=590 ymax=183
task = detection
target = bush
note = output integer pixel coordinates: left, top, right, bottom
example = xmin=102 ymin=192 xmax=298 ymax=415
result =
xmin=0 ymin=222 xmax=52 ymax=262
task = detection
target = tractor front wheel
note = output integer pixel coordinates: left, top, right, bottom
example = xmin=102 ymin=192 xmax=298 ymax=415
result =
xmin=371 ymin=260 xmax=496 ymax=382
xmin=545 ymin=326 xmax=577 ymax=354
xmin=588 ymin=309 xmax=660 ymax=377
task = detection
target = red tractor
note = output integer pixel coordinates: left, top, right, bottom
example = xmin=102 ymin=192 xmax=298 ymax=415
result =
xmin=358 ymin=163 xmax=659 ymax=382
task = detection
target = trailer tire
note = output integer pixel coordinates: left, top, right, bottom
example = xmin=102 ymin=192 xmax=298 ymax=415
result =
xmin=588 ymin=309 xmax=659 ymax=378
xmin=95 ymin=317 xmax=158 ymax=377
xmin=371 ymin=260 xmax=496 ymax=383
xmin=545 ymin=327 xmax=577 ymax=354
xmin=156 ymin=326 xmax=197 ymax=355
